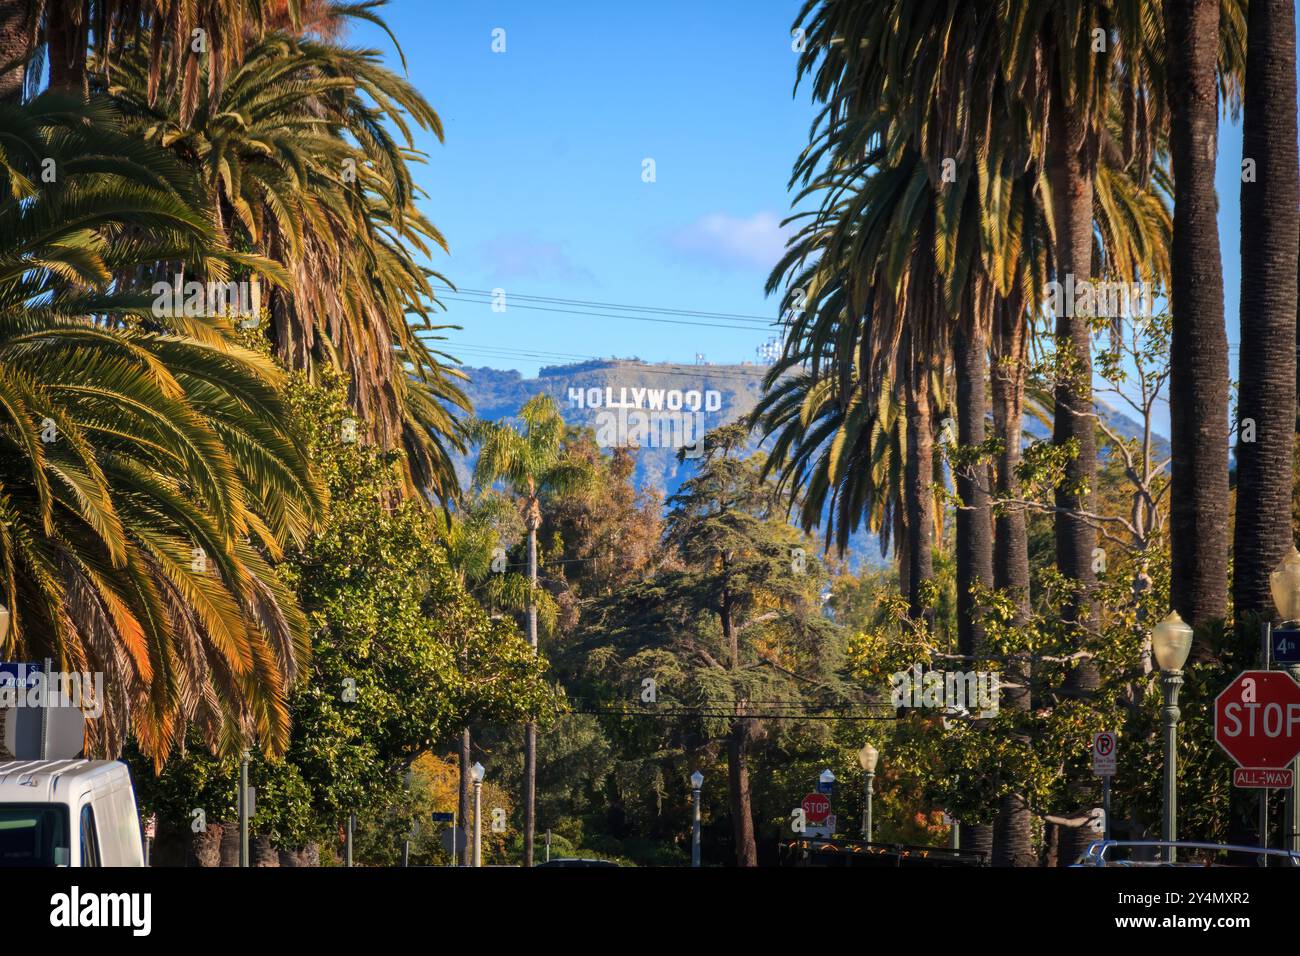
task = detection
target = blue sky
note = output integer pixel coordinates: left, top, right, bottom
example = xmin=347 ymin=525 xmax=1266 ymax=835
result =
xmin=354 ymin=0 xmax=815 ymax=375
xmin=354 ymin=2 xmax=1299 ymax=438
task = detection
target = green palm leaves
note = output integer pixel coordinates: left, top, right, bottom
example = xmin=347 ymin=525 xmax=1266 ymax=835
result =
xmin=0 ymin=94 xmax=325 ymax=764
xmin=762 ymin=1 xmax=1173 ymax=561
xmin=470 ymin=395 xmax=597 ymax=526
xmin=104 ymin=27 xmax=470 ymax=501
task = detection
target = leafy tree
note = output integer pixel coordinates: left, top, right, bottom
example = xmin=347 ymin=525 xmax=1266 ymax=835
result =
xmin=131 ymin=367 xmax=556 ymax=863
xmin=571 ymin=425 xmax=852 ymax=866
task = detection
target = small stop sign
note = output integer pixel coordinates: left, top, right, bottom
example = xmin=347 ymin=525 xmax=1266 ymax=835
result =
xmin=1214 ymin=670 xmax=1300 ymax=770
xmin=801 ymin=793 xmax=830 ymax=824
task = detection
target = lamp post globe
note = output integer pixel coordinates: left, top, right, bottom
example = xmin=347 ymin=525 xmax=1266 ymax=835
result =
xmin=1270 ymin=546 xmax=1300 ymax=623
xmin=858 ymin=743 xmax=879 ymax=774
xmin=1152 ymin=611 xmax=1193 ymax=673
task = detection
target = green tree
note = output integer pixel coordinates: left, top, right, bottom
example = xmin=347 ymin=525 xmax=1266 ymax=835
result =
xmin=577 ymin=425 xmax=852 ymax=866
xmin=470 ymin=393 xmax=596 ymax=866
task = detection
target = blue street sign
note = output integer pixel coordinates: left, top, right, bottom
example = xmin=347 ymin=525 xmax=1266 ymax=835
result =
xmin=430 ymin=811 xmax=455 ymax=823
xmin=1273 ymin=628 xmax=1300 ymax=665
xmin=0 ymin=661 xmax=43 ymax=689
xmin=816 ymin=780 xmax=833 ymax=795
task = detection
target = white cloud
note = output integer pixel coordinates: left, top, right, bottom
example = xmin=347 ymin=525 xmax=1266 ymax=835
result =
xmin=666 ymin=211 xmax=791 ymax=272
xmin=473 ymin=233 xmax=595 ymax=283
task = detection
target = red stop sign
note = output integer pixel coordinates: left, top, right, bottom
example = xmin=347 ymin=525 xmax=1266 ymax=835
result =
xmin=1214 ymin=671 xmax=1300 ymax=770
xmin=801 ymin=793 xmax=830 ymax=824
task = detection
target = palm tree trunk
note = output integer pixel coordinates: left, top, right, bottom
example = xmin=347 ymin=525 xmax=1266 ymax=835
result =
xmin=0 ymin=0 xmax=29 ymax=104
xmin=895 ymin=504 xmax=911 ymax=599
xmin=45 ymin=0 xmax=87 ymax=95
xmin=991 ymin=294 xmax=1032 ymax=614
xmin=252 ymin=835 xmax=279 ymax=866
xmin=189 ymin=822 xmax=224 ymax=867
xmin=991 ymin=293 xmax=1036 ymax=866
xmin=954 ymin=303 xmax=996 ymax=860
xmin=1233 ymin=0 xmax=1299 ymax=624
xmin=726 ymin=720 xmax=758 ymax=866
xmin=954 ymin=312 xmax=993 ymax=660
xmin=523 ymin=522 xmax=538 ymax=867
xmin=1047 ymin=78 xmax=1104 ymax=869
xmin=1046 ymin=96 xmax=1100 ymax=628
xmin=218 ymin=823 xmax=240 ymax=867
xmin=904 ymin=329 xmax=934 ymax=623
xmin=1164 ymin=0 xmax=1230 ymax=645
xmin=458 ymin=726 xmax=472 ymax=866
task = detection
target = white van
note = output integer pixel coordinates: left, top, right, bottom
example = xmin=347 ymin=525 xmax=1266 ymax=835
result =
xmin=0 ymin=760 xmax=145 ymax=866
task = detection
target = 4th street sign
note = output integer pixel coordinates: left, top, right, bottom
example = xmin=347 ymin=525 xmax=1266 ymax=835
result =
xmin=1273 ymin=627 xmax=1300 ymax=665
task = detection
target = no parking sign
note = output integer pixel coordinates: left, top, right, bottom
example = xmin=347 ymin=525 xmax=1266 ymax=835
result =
xmin=1092 ymin=732 xmax=1117 ymax=777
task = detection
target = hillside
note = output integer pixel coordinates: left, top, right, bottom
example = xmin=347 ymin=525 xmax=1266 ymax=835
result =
xmin=456 ymin=359 xmax=1169 ymax=570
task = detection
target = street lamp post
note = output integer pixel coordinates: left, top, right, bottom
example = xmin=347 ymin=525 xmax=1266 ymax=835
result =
xmin=470 ymin=761 xmax=485 ymax=868
xmin=1269 ymin=546 xmax=1300 ymax=854
xmin=238 ymin=749 xmax=250 ymax=868
xmin=858 ymin=743 xmax=879 ymax=842
xmin=690 ymin=771 xmax=703 ymax=867
xmin=402 ymin=769 xmax=413 ymax=868
xmin=1152 ymin=610 xmax=1193 ymax=864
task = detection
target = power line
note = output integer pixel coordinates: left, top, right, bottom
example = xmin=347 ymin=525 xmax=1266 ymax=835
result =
xmin=451 ymin=287 xmax=779 ymax=324
xmin=437 ymin=293 xmax=781 ymax=333
xmin=567 ymin=707 xmax=897 ymax=721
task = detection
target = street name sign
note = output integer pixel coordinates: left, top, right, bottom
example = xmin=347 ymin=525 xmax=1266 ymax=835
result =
xmin=1272 ymin=628 xmax=1300 ymax=665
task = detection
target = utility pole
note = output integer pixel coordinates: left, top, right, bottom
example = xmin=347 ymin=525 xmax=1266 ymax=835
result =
xmin=524 ymin=521 xmax=538 ymax=867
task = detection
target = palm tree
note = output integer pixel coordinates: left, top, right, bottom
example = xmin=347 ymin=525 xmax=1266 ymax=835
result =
xmin=782 ymin=0 xmax=1177 ymax=864
xmin=469 ymin=394 xmax=594 ymax=866
xmin=1231 ymin=0 xmax=1298 ymax=629
xmin=103 ymin=29 xmax=470 ymax=501
xmin=435 ymin=491 xmax=555 ymax=865
xmin=0 ymin=94 xmax=325 ymax=762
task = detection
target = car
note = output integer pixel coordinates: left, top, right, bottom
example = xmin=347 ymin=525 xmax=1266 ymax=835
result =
xmin=0 ymin=759 xmax=145 ymax=866
xmin=534 ymin=857 xmax=620 ymax=867
xmin=1074 ymin=839 xmax=1300 ymax=867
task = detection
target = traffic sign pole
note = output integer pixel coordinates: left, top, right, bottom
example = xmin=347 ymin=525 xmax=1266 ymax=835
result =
xmin=1261 ymin=624 xmax=1270 ymax=866
xmin=1291 ymin=662 xmax=1300 ymax=854
xmin=1103 ymin=777 xmax=1111 ymax=842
